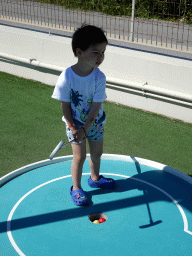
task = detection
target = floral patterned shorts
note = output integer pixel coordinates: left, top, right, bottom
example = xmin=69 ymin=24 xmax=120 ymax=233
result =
xmin=65 ymin=120 xmax=104 ymax=144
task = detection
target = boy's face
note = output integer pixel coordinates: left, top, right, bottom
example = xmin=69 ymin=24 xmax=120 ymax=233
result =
xmin=76 ymin=42 xmax=107 ymax=69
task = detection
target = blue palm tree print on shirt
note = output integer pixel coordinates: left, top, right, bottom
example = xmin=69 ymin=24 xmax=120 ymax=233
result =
xmin=71 ymin=89 xmax=83 ymax=107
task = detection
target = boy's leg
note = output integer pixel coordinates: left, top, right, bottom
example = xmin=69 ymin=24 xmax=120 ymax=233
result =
xmin=71 ymin=141 xmax=86 ymax=191
xmin=88 ymin=139 xmax=103 ymax=182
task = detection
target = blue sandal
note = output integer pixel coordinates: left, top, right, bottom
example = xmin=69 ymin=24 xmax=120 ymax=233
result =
xmin=88 ymin=175 xmax=116 ymax=189
xmin=70 ymin=186 xmax=89 ymax=206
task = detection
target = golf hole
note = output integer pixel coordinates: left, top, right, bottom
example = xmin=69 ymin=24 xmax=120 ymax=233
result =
xmin=88 ymin=212 xmax=108 ymax=224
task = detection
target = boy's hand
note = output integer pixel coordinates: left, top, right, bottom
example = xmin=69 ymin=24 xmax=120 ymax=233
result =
xmin=71 ymin=127 xmax=86 ymax=143
xmin=76 ymin=128 xmax=86 ymax=143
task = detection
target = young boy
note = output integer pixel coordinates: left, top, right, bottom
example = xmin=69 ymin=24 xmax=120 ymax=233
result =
xmin=52 ymin=24 xmax=116 ymax=206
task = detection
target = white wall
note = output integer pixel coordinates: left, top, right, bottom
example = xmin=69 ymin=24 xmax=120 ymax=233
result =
xmin=0 ymin=24 xmax=192 ymax=123
xmin=104 ymin=46 xmax=192 ymax=95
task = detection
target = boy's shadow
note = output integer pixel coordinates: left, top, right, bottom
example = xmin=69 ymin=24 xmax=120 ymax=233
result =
xmin=86 ymin=157 xmax=164 ymax=228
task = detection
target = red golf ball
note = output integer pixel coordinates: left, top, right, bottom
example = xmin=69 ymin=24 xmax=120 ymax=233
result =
xmin=99 ymin=218 xmax=106 ymax=223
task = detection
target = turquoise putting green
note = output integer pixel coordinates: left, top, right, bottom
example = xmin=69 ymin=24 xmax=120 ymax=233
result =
xmin=0 ymin=155 xmax=192 ymax=255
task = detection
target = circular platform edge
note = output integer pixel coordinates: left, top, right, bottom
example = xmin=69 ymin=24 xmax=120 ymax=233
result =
xmin=1 ymin=154 xmax=192 ymax=188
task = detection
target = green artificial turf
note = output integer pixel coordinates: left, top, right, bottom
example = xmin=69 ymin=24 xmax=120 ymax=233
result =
xmin=1 ymin=71 xmax=192 ymax=178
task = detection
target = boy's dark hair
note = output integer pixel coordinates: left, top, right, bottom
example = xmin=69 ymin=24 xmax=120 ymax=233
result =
xmin=72 ymin=24 xmax=108 ymax=57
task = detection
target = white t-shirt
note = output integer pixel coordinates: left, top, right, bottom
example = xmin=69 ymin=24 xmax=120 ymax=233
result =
xmin=52 ymin=67 xmax=107 ymax=125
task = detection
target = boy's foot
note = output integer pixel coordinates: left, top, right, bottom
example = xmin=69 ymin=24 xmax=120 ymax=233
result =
xmin=70 ymin=186 xmax=89 ymax=206
xmin=88 ymin=175 xmax=116 ymax=189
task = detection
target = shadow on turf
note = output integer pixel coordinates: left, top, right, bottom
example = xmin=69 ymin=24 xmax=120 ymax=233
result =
xmin=1 ymin=159 xmax=192 ymax=233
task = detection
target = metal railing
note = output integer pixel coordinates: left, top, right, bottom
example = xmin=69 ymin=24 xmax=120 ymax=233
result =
xmin=0 ymin=0 xmax=191 ymax=51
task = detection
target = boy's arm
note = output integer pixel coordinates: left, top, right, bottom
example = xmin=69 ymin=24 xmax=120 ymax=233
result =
xmin=83 ymin=102 xmax=102 ymax=132
xmin=61 ymin=102 xmax=77 ymax=135
xmin=61 ymin=101 xmax=102 ymax=142
xmin=61 ymin=101 xmax=74 ymax=126
xmin=75 ymin=102 xmax=102 ymax=142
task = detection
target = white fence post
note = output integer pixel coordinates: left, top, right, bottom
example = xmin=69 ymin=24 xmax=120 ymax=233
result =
xmin=130 ymin=0 xmax=136 ymax=42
